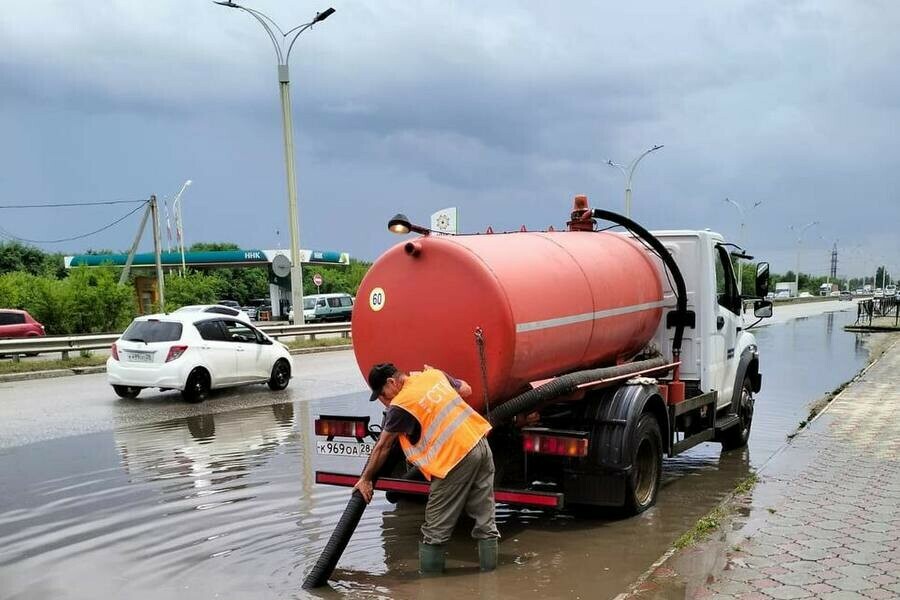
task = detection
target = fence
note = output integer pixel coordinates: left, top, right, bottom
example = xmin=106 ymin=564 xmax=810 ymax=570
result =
xmin=855 ymin=297 xmax=900 ymax=327
xmin=0 ymin=322 xmax=352 ymax=361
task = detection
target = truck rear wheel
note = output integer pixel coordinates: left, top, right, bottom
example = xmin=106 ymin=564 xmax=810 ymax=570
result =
xmin=624 ymin=412 xmax=662 ymax=515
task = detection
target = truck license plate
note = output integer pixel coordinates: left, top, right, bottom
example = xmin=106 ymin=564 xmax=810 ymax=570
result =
xmin=127 ymin=353 xmax=153 ymax=363
xmin=316 ymin=441 xmax=373 ymax=457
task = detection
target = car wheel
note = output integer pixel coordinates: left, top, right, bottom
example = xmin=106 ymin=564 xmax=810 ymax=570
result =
xmin=113 ymin=385 xmax=142 ymax=399
xmin=182 ymin=368 xmax=211 ymax=403
xmin=268 ymin=359 xmax=291 ymax=391
xmin=623 ymin=412 xmax=663 ymax=515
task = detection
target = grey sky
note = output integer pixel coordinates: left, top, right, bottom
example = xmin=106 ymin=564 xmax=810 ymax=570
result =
xmin=1 ymin=1 xmax=898 ymax=277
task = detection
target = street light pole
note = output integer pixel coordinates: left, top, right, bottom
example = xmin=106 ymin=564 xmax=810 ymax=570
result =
xmin=171 ymin=179 xmax=192 ymax=276
xmin=215 ymin=2 xmax=335 ymax=325
xmin=606 ymin=144 xmax=664 ymax=218
xmin=790 ymin=221 xmax=818 ymax=296
xmin=722 ymin=198 xmax=762 ymax=294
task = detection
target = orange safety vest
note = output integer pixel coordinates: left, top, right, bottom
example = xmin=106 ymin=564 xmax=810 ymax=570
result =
xmin=391 ymin=369 xmax=491 ymax=480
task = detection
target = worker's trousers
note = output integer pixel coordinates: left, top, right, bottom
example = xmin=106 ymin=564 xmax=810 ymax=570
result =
xmin=421 ymin=436 xmax=500 ymax=545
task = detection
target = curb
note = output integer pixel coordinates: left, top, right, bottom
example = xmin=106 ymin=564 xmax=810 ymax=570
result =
xmin=0 ymin=345 xmax=354 ymax=384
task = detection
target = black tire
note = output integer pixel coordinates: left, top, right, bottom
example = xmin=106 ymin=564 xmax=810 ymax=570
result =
xmin=182 ymin=368 xmax=211 ymax=403
xmin=268 ymin=359 xmax=291 ymax=391
xmin=721 ymin=378 xmax=754 ymax=451
xmin=624 ymin=412 xmax=663 ymax=515
xmin=113 ymin=385 xmax=141 ymax=399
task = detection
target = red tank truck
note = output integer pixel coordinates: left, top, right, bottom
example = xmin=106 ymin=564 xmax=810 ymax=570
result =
xmin=313 ymin=197 xmax=773 ymax=513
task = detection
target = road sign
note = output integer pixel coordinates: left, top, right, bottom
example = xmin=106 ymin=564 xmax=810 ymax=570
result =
xmin=313 ymin=273 xmax=323 ymax=286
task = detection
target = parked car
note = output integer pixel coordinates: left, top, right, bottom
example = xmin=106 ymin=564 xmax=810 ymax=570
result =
xmin=218 ymin=300 xmax=241 ymax=310
xmin=886 ymin=285 xmax=897 ymax=298
xmin=290 ymin=293 xmax=354 ymax=323
xmin=107 ymin=313 xmax=292 ymax=402
xmin=874 ymin=288 xmax=884 ymax=298
xmin=173 ymin=304 xmax=251 ymax=323
xmin=839 ymin=291 xmax=853 ymax=301
xmin=798 ymin=291 xmax=812 ymax=298
xmin=0 ymin=309 xmax=45 ymax=339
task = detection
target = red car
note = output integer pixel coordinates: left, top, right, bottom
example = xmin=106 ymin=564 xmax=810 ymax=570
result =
xmin=0 ymin=309 xmax=45 ymax=338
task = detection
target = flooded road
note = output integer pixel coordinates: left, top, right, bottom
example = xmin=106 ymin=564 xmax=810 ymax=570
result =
xmin=0 ymin=309 xmax=872 ymax=599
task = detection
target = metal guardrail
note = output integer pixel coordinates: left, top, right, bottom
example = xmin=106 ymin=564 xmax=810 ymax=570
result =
xmin=0 ymin=322 xmax=352 ymax=360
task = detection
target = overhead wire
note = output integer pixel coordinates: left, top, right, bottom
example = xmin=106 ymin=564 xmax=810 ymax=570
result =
xmin=0 ymin=199 xmax=148 ymax=209
xmin=0 ymin=201 xmax=149 ymax=244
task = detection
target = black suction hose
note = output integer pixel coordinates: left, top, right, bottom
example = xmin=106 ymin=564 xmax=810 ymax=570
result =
xmin=591 ymin=209 xmax=689 ymax=356
xmin=302 ymin=490 xmax=368 ymax=589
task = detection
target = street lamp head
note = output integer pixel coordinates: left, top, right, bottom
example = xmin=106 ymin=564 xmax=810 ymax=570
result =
xmin=314 ymin=7 xmax=335 ymax=23
xmin=213 ymin=1 xmax=239 ymax=7
xmin=651 ymin=144 xmax=664 ymax=151
xmin=185 ymin=180 xmax=192 ymax=187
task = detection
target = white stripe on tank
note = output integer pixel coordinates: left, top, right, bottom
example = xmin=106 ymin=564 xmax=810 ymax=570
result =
xmin=515 ymin=299 xmax=669 ymax=333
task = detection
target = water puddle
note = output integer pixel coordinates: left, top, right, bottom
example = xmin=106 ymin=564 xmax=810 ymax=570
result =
xmin=0 ymin=310 xmax=871 ymax=599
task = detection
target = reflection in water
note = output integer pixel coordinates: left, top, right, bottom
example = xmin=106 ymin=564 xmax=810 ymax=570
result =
xmin=0 ymin=310 xmax=873 ymax=600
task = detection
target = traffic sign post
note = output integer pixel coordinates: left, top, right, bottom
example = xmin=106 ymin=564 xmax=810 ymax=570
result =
xmin=313 ymin=273 xmax=323 ymax=294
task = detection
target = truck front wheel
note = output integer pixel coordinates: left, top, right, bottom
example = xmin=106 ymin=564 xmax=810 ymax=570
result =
xmin=624 ymin=412 xmax=662 ymax=514
xmin=721 ymin=378 xmax=754 ymax=450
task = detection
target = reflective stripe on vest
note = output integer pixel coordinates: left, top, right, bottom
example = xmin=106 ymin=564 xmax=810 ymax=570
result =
xmin=391 ymin=369 xmax=491 ymax=480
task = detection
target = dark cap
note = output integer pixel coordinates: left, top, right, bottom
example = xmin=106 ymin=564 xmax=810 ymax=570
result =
xmin=368 ymin=362 xmax=398 ymax=401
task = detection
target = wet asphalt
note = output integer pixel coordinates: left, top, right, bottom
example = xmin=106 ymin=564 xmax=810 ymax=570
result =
xmin=0 ymin=302 xmax=873 ymax=599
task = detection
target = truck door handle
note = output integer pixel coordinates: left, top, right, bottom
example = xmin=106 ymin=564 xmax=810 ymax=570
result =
xmin=236 ymin=347 xmax=245 ymax=352
xmin=717 ymin=316 xmax=725 ymax=330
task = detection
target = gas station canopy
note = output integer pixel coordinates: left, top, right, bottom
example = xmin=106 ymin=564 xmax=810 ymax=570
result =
xmin=64 ymin=249 xmax=349 ymax=269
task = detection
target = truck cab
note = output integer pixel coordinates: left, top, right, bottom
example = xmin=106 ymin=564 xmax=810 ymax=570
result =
xmin=650 ymin=231 xmax=760 ymax=412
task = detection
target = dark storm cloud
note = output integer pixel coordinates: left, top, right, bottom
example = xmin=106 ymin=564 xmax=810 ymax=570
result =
xmin=0 ymin=0 xmax=898 ymax=275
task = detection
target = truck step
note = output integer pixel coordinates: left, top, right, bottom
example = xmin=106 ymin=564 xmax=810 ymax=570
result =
xmin=715 ymin=414 xmax=740 ymax=431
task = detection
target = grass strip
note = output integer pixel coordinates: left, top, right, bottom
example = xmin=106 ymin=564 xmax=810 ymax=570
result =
xmin=673 ymin=473 xmax=758 ymax=549
xmin=0 ymin=355 xmax=108 ymax=375
xmin=284 ymin=337 xmax=352 ymax=350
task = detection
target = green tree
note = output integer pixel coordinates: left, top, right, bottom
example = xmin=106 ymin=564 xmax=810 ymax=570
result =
xmin=164 ymin=270 xmax=223 ymax=312
xmin=64 ymin=267 xmax=134 ymax=333
xmin=0 ymin=241 xmax=65 ymax=278
xmin=302 ymin=259 xmax=371 ymax=296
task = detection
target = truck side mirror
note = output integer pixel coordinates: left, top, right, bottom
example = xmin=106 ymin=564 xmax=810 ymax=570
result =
xmin=753 ymin=300 xmax=773 ymax=318
xmin=755 ymin=262 xmax=770 ymax=298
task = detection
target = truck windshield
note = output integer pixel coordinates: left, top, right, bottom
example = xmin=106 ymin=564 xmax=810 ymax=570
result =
xmin=122 ymin=320 xmax=183 ymax=343
xmin=303 ymin=298 xmax=316 ymax=309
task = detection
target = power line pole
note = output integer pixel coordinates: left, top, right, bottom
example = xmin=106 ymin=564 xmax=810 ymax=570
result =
xmin=149 ymin=195 xmax=165 ymax=311
xmin=120 ymin=200 xmax=152 ymax=286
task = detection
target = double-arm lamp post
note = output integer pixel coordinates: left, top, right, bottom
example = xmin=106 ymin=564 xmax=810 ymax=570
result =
xmin=606 ymin=144 xmax=664 ymax=218
xmin=215 ymin=1 xmax=335 ymax=323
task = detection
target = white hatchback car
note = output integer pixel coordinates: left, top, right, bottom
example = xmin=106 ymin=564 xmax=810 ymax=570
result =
xmin=107 ymin=313 xmax=292 ymax=402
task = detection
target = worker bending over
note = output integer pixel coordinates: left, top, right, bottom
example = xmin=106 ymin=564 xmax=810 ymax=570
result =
xmin=353 ymin=362 xmax=500 ymax=574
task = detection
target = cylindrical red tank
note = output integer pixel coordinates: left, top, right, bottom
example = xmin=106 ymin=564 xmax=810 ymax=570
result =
xmin=353 ymin=231 xmax=664 ymax=412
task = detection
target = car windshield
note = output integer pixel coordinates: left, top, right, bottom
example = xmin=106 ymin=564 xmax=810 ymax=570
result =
xmin=303 ymin=298 xmax=315 ymax=309
xmin=122 ymin=320 xmax=183 ymax=343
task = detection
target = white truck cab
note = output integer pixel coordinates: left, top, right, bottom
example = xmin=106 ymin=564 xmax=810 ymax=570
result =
xmin=649 ymin=230 xmax=764 ymax=411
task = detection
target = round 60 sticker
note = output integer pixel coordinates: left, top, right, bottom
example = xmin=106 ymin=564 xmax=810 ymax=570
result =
xmin=369 ymin=287 xmax=386 ymax=312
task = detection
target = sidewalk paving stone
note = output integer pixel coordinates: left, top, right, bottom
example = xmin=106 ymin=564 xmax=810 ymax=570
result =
xmin=681 ymin=340 xmax=900 ymax=600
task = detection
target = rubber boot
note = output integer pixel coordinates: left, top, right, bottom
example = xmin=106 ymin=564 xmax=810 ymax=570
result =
xmin=418 ymin=542 xmax=446 ymax=575
xmin=477 ymin=538 xmax=498 ymax=572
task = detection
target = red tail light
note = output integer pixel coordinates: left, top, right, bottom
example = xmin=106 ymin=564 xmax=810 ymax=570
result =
xmin=165 ymin=345 xmax=188 ymax=362
xmin=522 ymin=431 xmax=589 ymax=457
xmin=111 ymin=343 xmax=119 ymax=361
xmin=315 ymin=417 xmax=369 ymax=439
